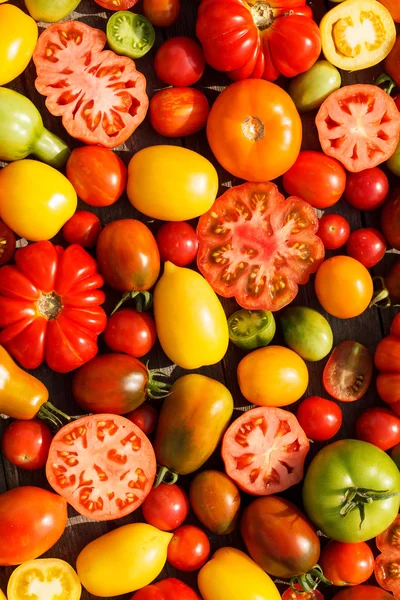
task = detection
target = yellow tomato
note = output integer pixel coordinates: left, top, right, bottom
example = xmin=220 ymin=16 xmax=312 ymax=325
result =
xmin=198 ymin=548 xmax=281 ymax=600
xmin=7 ymin=559 xmax=81 ymax=600
xmin=154 ymin=262 xmax=229 ymax=369
xmin=320 ymin=0 xmax=396 ymax=71
xmin=0 ymin=160 xmax=77 ymax=241
xmin=0 ymin=5 xmax=38 ymax=85
xmin=237 ymin=346 xmax=309 ymax=407
xmin=127 ymin=145 xmax=218 ymax=220
xmin=0 ymin=590 xmax=6 ymax=600
xmin=76 ymin=523 xmax=172 ymax=597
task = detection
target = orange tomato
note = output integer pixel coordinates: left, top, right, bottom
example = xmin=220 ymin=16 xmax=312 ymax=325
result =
xmin=379 ymin=0 xmax=400 ymax=22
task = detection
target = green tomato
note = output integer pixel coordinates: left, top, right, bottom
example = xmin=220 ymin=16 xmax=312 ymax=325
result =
xmin=303 ymin=439 xmax=400 ymax=543
xmin=24 ymin=0 xmax=80 ymax=22
xmin=228 ymin=309 xmax=276 ymax=351
xmin=391 ymin=443 xmax=400 ymax=468
xmin=280 ymin=306 xmax=333 ymax=361
xmin=107 ymin=11 xmax=155 ymax=60
xmin=387 ymin=140 xmax=400 ymax=177
xmin=289 ymin=61 xmax=342 ymax=113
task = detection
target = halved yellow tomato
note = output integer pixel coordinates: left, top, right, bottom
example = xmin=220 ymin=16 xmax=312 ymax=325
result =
xmin=7 ymin=559 xmax=81 ymax=600
xmin=320 ymin=0 xmax=396 ymax=71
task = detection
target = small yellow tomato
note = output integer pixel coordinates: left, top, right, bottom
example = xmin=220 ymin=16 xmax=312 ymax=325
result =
xmin=76 ymin=523 xmax=172 ymax=597
xmin=127 ymin=145 xmax=218 ymax=220
xmin=0 ymin=5 xmax=38 ymax=85
xmin=7 ymin=559 xmax=81 ymax=600
xmin=237 ymin=345 xmax=309 ymax=407
xmin=198 ymin=547 xmax=281 ymax=600
xmin=0 ymin=590 xmax=6 ymax=600
xmin=0 ymin=160 xmax=77 ymax=241
xmin=154 ymin=262 xmax=229 ymax=369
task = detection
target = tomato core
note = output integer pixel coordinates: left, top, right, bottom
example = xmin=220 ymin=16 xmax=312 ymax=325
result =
xmin=250 ymin=2 xmax=274 ymax=30
xmin=37 ymin=292 xmax=62 ymax=320
xmin=242 ymin=116 xmax=265 ymax=141
xmin=333 ymin=12 xmax=386 ymax=59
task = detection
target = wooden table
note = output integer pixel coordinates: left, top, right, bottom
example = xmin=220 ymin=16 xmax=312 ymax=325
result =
xmin=1 ymin=1 xmax=399 ymax=598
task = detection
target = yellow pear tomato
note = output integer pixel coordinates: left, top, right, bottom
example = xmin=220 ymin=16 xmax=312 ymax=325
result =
xmin=0 ymin=160 xmax=77 ymax=241
xmin=0 ymin=5 xmax=38 ymax=85
xmin=154 ymin=262 xmax=229 ymax=369
xmin=7 ymin=559 xmax=81 ymax=600
xmin=198 ymin=547 xmax=281 ymax=600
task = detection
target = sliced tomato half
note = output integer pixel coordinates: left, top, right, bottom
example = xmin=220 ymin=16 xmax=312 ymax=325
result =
xmin=196 ymin=182 xmax=324 ymax=312
xmin=33 ymin=21 xmax=148 ymax=149
xmin=375 ymin=550 xmax=400 ymax=598
xmin=221 ymin=406 xmax=310 ymax=496
xmin=323 ymin=341 xmax=373 ymax=402
xmin=46 ymin=414 xmax=156 ymax=521
xmin=376 ymin=515 xmax=400 ymax=552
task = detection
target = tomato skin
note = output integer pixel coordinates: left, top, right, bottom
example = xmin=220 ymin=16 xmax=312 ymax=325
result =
xmin=0 ymin=5 xmax=38 ymax=86
xmin=356 ymin=407 xmax=400 ymax=451
xmin=95 ymin=0 xmax=139 ymax=8
xmin=344 ymin=168 xmax=389 ymax=210
xmin=289 ymin=60 xmax=341 ymax=113
xmin=297 ymin=396 xmax=342 ymax=441
xmin=142 ymin=484 xmax=189 ymax=531
xmin=2 ymin=419 xmax=52 ymax=470
xmin=62 ymin=211 xmax=102 ymax=247
xmin=282 ymin=587 xmax=324 ymax=600
xmin=317 ymin=214 xmax=350 ymax=250
xmin=382 ymin=189 xmax=400 ymax=251
xmin=143 ymin=0 xmax=180 ymax=27
xmin=280 ymin=306 xmax=333 ymax=362
xmin=0 ymin=221 xmax=16 ymax=266
xmin=385 ymin=35 xmax=400 ymax=87
xmin=156 ymin=222 xmax=198 ymax=267
xmin=154 ymin=38 xmax=205 ymax=86
xmin=323 ymin=341 xmax=373 ymax=403
xmin=320 ymin=541 xmax=374 ymax=586
xmin=332 ymin=586 xmax=394 ymax=600
xmin=125 ymin=404 xmax=158 ymax=435
xmin=375 ymin=334 xmax=400 ymax=403
xmin=104 ymin=309 xmax=157 ymax=358
xmin=150 ymin=88 xmax=209 ymax=138
xmin=24 ymin=0 xmax=81 ymax=22
xmin=167 ymin=525 xmax=210 ymax=572
xmin=132 ymin=578 xmax=201 ymax=600
xmin=346 ymin=228 xmax=387 ymax=268
xmin=379 ymin=0 xmax=400 ymax=21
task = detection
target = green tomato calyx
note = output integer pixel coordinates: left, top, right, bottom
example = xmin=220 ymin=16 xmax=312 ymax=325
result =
xmin=154 ymin=465 xmax=179 ymax=488
xmin=369 ymin=276 xmax=399 ymax=309
xmin=375 ymin=73 xmax=397 ymax=97
xmin=145 ymin=363 xmax=171 ymax=401
xmin=288 ymin=565 xmax=331 ymax=593
xmin=340 ymin=487 xmax=400 ymax=529
xmin=111 ymin=290 xmax=153 ymax=315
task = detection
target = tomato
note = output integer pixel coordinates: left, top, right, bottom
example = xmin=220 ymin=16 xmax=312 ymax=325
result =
xmin=156 ymin=222 xmax=198 ymax=267
xmin=189 ymin=470 xmax=241 ymax=536
xmin=392 ymin=443 xmax=400 ymax=468
xmin=149 ymin=88 xmax=209 ymax=138
xmin=375 ymin=333 xmax=400 ymax=405
xmin=323 ymin=341 xmax=373 ymax=403
xmin=125 ymin=404 xmax=158 ymax=435
xmin=24 ymin=0 xmax=81 ymax=22
xmin=297 ymin=396 xmax=342 ymax=442
xmin=222 ymin=406 xmax=310 ymax=496
xmin=289 ymin=60 xmax=341 ymax=113
xmin=318 ymin=214 xmax=350 ymax=250
xmin=76 ymin=523 xmax=172 ymax=596
xmin=154 ymin=37 xmax=205 ymax=86
xmin=62 ymin=211 xmax=102 ymax=247
xmin=142 ymin=484 xmax=189 ymax=531
xmin=344 ymin=168 xmax=389 ymax=210
xmin=356 ymin=407 xmax=400 ymax=451
xmin=95 ymin=0 xmax=139 ymax=8
xmin=196 ymin=0 xmax=321 ymax=82
xmin=33 ymin=21 xmax=148 ymax=148
xmin=0 ymin=486 xmax=67 ymax=566
xmin=0 ymin=160 xmax=77 ymax=242
xmin=0 ymin=5 xmax=37 ymax=86
xmin=66 ymin=146 xmax=127 ymax=207
xmin=206 ymin=80 xmax=302 ymax=182
xmin=282 ymin=588 xmax=324 ymax=600
xmin=0 ymin=221 xmax=16 ymax=266
xmin=315 ymin=256 xmax=373 ymax=319
xmin=167 ymin=525 xmax=210 ymax=572
xmin=346 ymin=228 xmax=387 ymax=268
xmin=237 ymin=346 xmax=309 ymax=408
xmin=104 ymin=309 xmax=157 ymax=358
xmin=153 ymin=263 xmax=229 ymax=369
xmin=385 ymin=35 xmax=400 ymax=87
xmin=283 ymin=151 xmax=346 ymax=209
xmin=375 ymin=514 xmax=400 ymax=598
xmin=379 ymin=0 xmax=400 ymax=21
xmin=280 ymin=306 xmax=333 ymax=362
xmin=132 ymin=579 xmax=201 ymax=600
xmin=382 ymin=190 xmax=400 ymax=251
xmin=316 ymin=85 xmax=400 ymax=172
xmin=7 ymin=559 xmax=81 ymax=600
xmin=320 ymin=541 xmax=374 ymax=587
xmin=107 ymin=12 xmax=155 ymax=59
xmin=1 ymin=419 xmax=52 ymax=470
xmin=387 ymin=141 xmax=400 ymax=177
xmin=197 ymin=182 xmax=324 ymax=311
xmin=303 ymin=439 xmax=400 ymax=543
xmin=376 ymin=514 xmax=400 ymax=552
xmin=228 ymin=309 xmax=276 ymax=351
xmin=143 ymin=0 xmax=180 ymax=27
xmin=127 ymin=146 xmax=218 ymax=221
xmin=332 ymin=587 xmax=394 ymax=600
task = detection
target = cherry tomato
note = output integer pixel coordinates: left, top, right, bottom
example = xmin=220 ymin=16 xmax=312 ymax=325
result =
xmin=125 ymin=404 xmax=158 ymax=436
xmin=282 ymin=586 xmax=324 ymax=600
xmin=0 ymin=220 xmax=16 ymax=266
xmin=317 ymin=214 xmax=350 ymax=250
xmin=167 ymin=525 xmax=210 ymax=571
xmin=103 ymin=309 xmax=157 ymax=358
xmin=319 ymin=541 xmax=374 ymax=586
xmin=323 ymin=341 xmax=373 ymax=403
xmin=344 ymin=168 xmax=389 ymax=211
xmin=297 ymin=396 xmax=342 ymax=441
xmin=154 ymin=37 xmax=205 ymax=86
xmin=62 ymin=211 xmax=102 ymax=247
xmin=346 ymin=228 xmax=387 ymax=268
xmin=156 ymin=222 xmax=198 ymax=267
xmin=150 ymin=87 xmax=210 ymax=138
xmin=1 ymin=420 xmax=52 ymax=470
xmin=356 ymin=407 xmax=400 ymax=451
xmin=142 ymin=484 xmax=189 ymax=532
xmin=143 ymin=0 xmax=180 ymax=26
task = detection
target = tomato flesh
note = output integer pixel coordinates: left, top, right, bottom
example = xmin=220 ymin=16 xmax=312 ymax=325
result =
xmin=7 ymin=559 xmax=81 ymax=600
xmin=323 ymin=341 xmax=373 ymax=402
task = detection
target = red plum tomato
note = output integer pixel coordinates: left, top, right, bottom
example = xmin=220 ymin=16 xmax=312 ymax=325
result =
xmin=154 ymin=37 xmax=205 ymax=86
xmin=356 ymin=407 xmax=400 ymax=450
xmin=143 ymin=0 xmax=180 ymax=27
xmin=297 ymin=396 xmax=342 ymax=441
xmin=317 ymin=214 xmax=350 ymax=250
xmin=125 ymin=404 xmax=158 ymax=436
xmin=167 ymin=525 xmax=210 ymax=571
xmin=346 ymin=228 xmax=386 ymax=268
xmin=319 ymin=540 xmax=374 ymax=586
xmin=344 ymin=168 xmax=389 ymax=210
xmin=142 ymin=484 xmax=189 ymax=531
xmin=156 ymin=221 xmax=198 ymax=266
xmin=1 ymin=420 xmax=52 ymax=470
xmin=104 ymin=309 xmax=157 ymax=358
xmin=62 ymin=211 xmax=102 ymax=247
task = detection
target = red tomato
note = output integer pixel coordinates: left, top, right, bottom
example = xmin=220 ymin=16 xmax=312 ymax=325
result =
xmin=1 ymin=420 xmax=52 ymax=470
xmin=143 ymin=0 xmax=180 ymax=27
xmin=149 ymin=88 xmax=209 ymax=138
xmin=62 ymin=211 xmax=102 ymax=248
xmin=167 ymin=525 xmax=210 ymax=571
xmin=142 ymin=484 xmax=189 ymax=531
xmin=197 ymin=182 xmax=324 ymax=311
xmin=154 ymin=37 xmax=205 ymax=87
xmin=376 ymin=513 xmax=400 ymax=553
xmin=33 ymin=21 xmax=148 ymax=148
xmin=391 ymin=313 xmax=400 ymax=337
xmin=132 ymin=578 xmax=201 ymax=600
xmin=66 ymin=147 xmax=127 ymax=208
xmin=0 ymin=220 xmax=16 ymax=266
xmin=283 ymin=151 xmax=346 ymax=209
xmin=344 ymin=168 xmax=389 ymax=211
xmin=95 ymin=0 xmax=139 ymax=8
xmin=104 ymin=309 xmax=157 ymax=358
xmin=317 ymin=214 xmax=350 ymax=250
xmin=346 ymin=228 xmax=387 ymax=268
xmin=222 ymin=406 xmax=309 ymax=495
xmin=46 ymin=414 xmax=156 ymax=521
xmin=375 ymin=514 xmax=400 ymax=598
xmin=394 ymin=94 xmax=400 ymax=112
xmin=125 ymin=404 xmax=158 ymax=435
xmin=379 ymin=0 xmax=400 ymax=22
xmin=381 ymin=189 xmax=400 ymax=251
xmin=320 ymin=541 xmax=374 ymax=586
xmin=297 ymin=396 xmax=342 ymax=441
xmin=323 ymin=341 xmax=373 ymax=403
xmin=0 ymin=486 xmax=67 ymax=566
xmin=375 ymin=335 xmax=400 ymax=397
xmin=156 ymin=221 xmax=198 ymax=267
xmin=316 ymin=85 xmax=400 ymax=172
xmin=282 ymin=588 xmax=324 ymax=600
xmin=356 ymin=407 xmax=400 ymax=451
xmin=332 ymin=586 xmax=394 ymax=600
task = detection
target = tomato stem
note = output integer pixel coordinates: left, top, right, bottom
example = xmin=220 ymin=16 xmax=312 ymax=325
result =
xmin=289 ymin=565 xmax=331 ymax=592
xmin=37 ymin=401 xmax=76 ymax=431
xmin=369 ymin=276 xmax=396 ymax=308
xmin=146 ymin=363 xmax=171 ymax=400
xmin=111 ymin=290 xmax=152 ymax=315
xmin=154 ymin=465 xmax=179 ymax=488
xmin=375 ymin=73 xmax=397 ymax=96
xmin=250 ymin=1 xmax=274 ymax=30
xmin=340 ymin=487 xmax=400 ymax=529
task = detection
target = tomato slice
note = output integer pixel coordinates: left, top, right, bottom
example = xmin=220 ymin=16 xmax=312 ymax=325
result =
xmin=375 ymin=550 xmax=400 ymax=598
xmin=7 ymin=559 xmax=81 ymax=600
xmin=316 ymin=85 xmax=400 ymax=172
xmin=221 ymin=406 xmax=310 ymax=495
xmin=282 ymin=586 xmax=324 ymax=600
xmin=46 ymin=414 xmax=156 ymax=521
xmin=33 ymin=21 xmax=148 ymax=148
xmin=197 ymin=182 xmax=324 ymax=312
xmin=0 ymin=220 xmax=16 ymax=266
xmin=227 ymin=309 xmax=276 ymax=350
xmin=323 ymin=341 xmax=373 ymax=402
xmin=376 ymin=515 xmax=400 ymax=552
xmin=95 ymin=0 xmax=139 ymax=8
xmin=106 ymin=12 xmax=155 ymax=59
